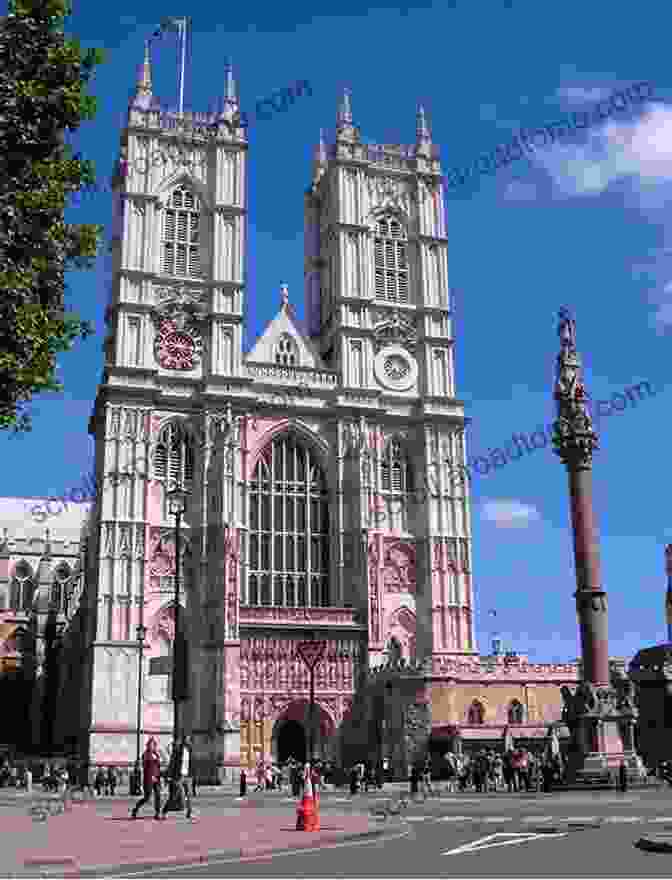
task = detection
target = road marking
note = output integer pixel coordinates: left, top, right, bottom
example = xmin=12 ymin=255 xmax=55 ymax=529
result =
xmin=521 ymin=816 xmax=553 ymax=823
xmin=405 ymin=816 xmax=427 ymax=822
xmin=604 ymin=817 xmax=640 ymax=823
xmin=438 ymin=815 xmax=473 ymax=822
xmin=443 ymin=832 xmax=568 ymax=856
xmin=482 ymin=816 xmax=513 ymax=823
xmin=563 ymin=816 xmax=598 ymax=822
xmin=649 ymin=817 xmax=672 ymax=823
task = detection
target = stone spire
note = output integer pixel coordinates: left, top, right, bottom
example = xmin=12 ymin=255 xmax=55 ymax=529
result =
xmin=217 ymin=59 xmax=241 ymax=131
xmin=336 ymin=87 xmax=358 ymax=142
xmin=665 ymin=545 xmax=672 ymax=642
xmin=311 ymin=129 xmax=328 ymax=186
xmin=416 ymin=104 xmax=433 ymax=157
xmin=552 ymin=307 xmax=599 ymax=469
xmin=130 ymin=41 xmax=155 ymax=109
xmin=223 ymin=59 xmax=238 ymax=107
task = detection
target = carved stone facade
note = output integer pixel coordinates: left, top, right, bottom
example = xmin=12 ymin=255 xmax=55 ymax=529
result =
xmin=16 ymin=65 xmax=583 ymax=779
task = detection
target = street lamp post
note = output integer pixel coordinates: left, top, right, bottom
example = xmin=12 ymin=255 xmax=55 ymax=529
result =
xmin=132 ymin=623 xmax=147 ymax=796
xmin=165 ymin=484 xmax=188 ymax=810
xmin=296 ymin=638 xmax=327 ymax=763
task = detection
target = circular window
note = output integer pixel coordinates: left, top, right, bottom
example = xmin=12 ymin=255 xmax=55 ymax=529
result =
xmin=374 ymin=345 xmax=417 ymax=391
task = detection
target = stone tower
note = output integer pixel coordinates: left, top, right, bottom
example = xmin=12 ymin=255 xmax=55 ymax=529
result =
xmin=303 ymin=92 xmax=477 ymax=666
xmin=86 ymin=47 xmax=248 ymax=775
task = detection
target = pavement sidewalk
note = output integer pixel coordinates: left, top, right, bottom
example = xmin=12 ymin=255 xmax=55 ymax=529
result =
xmin=3 ymin=797 xmax=387 ymax=878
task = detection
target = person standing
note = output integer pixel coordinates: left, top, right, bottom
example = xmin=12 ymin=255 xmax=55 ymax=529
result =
xmin=162 ymin=735 xmax=193 ymax=820
xmin=349 ymin=765 xmax=359 ymax=796
xmin=131 ymin=738 xmax=164 ymax=820
xmin=239 ymin=767 xmax=247 ymax=798
xmin=422 ymin=755 xmax=434 ymax=797
xmin=106 ymin=766 xmax=117 ymax=796
xmin=94 ymin=767 xmax=106 ymax=797
xmin=254 ymin=760 xmax=265 ymax=793
xmin=619 ymin=760 xmax=628 ymax=792
xmin=24 ymin=766 xmax=32 ymax=795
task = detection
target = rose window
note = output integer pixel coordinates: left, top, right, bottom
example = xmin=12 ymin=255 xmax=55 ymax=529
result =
xmin=383 ymin=354 xmax=410 ymax=381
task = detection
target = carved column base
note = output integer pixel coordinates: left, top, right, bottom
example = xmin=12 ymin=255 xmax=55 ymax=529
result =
xmin=565 ymin=715 xmax=644 ymax=785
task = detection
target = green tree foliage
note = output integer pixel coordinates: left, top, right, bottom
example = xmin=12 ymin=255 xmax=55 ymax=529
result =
xmin=0 ymin=0 xmax=105 ymax=431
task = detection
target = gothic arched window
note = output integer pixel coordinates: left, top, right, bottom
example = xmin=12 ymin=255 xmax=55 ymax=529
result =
xmin=161 ymin=185 xmax=201 ymax=278
xmin=247 ymin=434 xmax=329 ymax=608
xmin=467 ymin=700 xmax=485 ymax=725
xmin=381 ymin=437 xmax=414 ymax=494
xmin=153 ymin=421 xmax=194 ymax=491
xmin=373 ymin=215 xmax=408 ymax=303
xmin=51 ymin=563 xmax=71 ymax=613
xmin=9 ymin=561 xmax=34 ymax=613
xmin=508 ymin=699 xmax=525 ymax=724
xmin=275 ymin=334 xmax=298 ymax=367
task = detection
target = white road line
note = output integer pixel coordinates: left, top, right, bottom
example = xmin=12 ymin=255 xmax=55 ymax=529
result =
xmin=603 ymin=817 xmax=640 ymax=823
xmin=438 ymin=815 xmax=473 ymax=822
xmin=521 ymin=816 xmax=553 ymax=823
xmin=404 ymin=816 xmax=427 ymax=822
xmin=443 ymin=832 xmax=568 ymax=856
xmin=482 ymin=817 xmax=513 ymax=823
xmin=563 ymin=816 xmax=598 ymax=822
xmin=649 ymin=817 xmax=672 ymax=823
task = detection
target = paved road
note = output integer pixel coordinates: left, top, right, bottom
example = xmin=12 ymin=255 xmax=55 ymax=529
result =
xmin=79 ymin=789 xmax=672 ymax=878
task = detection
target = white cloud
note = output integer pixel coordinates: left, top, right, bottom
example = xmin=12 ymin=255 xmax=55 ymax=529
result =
xmin=526 ymin=100 xmax=672 ymax=199
xmin=481 ymin=499 xmax=542 ymax=528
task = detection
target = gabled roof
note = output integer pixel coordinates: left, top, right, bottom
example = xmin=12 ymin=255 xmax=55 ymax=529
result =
xmin=246 ymin=284 xmax=325 ymax=370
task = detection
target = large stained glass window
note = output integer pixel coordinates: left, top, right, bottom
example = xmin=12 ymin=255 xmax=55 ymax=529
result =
xmin=246 ymin=435 xmax=330 ymax=607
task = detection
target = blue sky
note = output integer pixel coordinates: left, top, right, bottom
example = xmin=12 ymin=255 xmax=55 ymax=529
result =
xmin=1 ymin=0 xmax=671 ymax=665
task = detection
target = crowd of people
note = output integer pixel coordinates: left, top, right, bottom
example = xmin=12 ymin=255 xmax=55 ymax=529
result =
xmin=410 ymin=749 xmax=566 ymax=795
xmin=239 ymin=757 xmax=334 ymax=797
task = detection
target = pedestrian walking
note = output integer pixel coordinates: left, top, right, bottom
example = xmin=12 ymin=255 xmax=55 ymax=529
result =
xmin=239 ymin=767 xmax=247 ymax=797
xmin=24 ymin=766 xmax=32 ymax=795
xmin=106 ymin=766 xmax=117 ymax=796
xmin=265 ymin=763 xmax=273 ymax=791
xmin=161 ymin=735 xmax=193 ymax=820
xmin=131 ymin=738 xmax=164 ymax=820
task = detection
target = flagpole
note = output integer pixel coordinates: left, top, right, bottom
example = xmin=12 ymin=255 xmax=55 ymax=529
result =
xmin=178 ymin=17 xmax=187 ymax=115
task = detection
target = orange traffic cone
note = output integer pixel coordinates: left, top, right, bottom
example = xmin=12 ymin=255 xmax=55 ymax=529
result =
xmin=296 ymin=770 xmax=319 ymax=831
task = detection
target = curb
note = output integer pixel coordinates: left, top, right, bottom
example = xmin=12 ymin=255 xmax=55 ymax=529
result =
xmin=21 ymin=824 xmax=400 ymax=877
xmin=635 ymin=834 xmax=672 ymax=853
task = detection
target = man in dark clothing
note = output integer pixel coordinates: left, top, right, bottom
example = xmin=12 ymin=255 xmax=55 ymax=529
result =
xmin=131 ymin=738 xmax=163 ymax=820
xmin=619 ymin=760 xmax=628 ymax=792
xmin=106 ymin=766 xmax=117 ymax=796
xmin=162 ymin=735 xmax=193 ymax=820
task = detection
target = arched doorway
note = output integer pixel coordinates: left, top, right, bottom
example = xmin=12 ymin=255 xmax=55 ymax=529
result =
xmin=271 ymin=699 xmax=337 ymax=764
xmin=276 ymin=720 xmax=306 ymax=763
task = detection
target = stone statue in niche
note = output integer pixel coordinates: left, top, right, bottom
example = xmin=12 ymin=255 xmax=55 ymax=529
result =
xmin=383 ymin=542 xmax=416 ymax=593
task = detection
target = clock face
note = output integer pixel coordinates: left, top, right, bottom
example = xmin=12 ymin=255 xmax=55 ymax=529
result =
xmin=374 ymin=345 xmax=418 ymax=391
xmin=155 ymin=321 xmax=196 ymax=371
